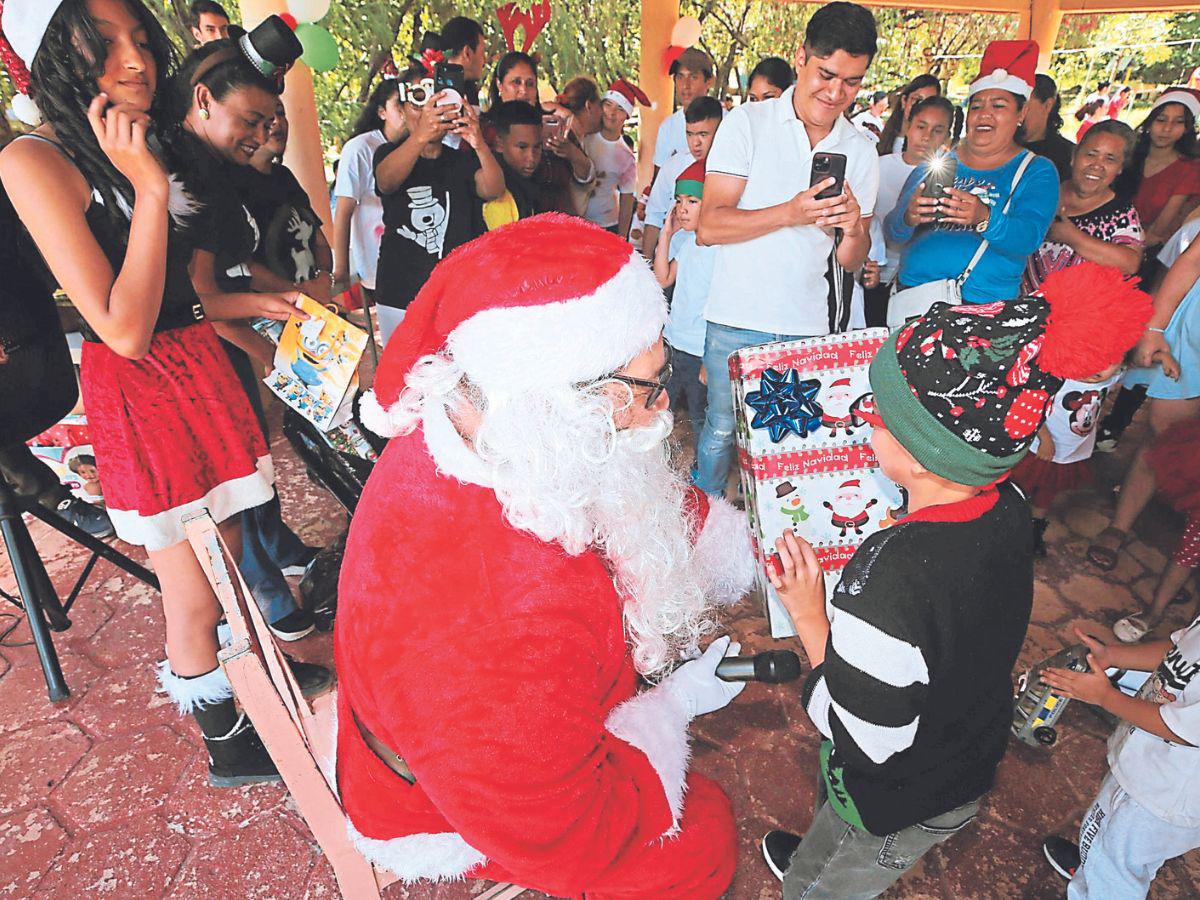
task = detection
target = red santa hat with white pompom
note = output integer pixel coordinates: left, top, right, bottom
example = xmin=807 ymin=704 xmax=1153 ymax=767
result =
xmin=604 ymin=78 xmax=654 ymax=117
xmin=361 ymin=214 xmax=668 ymax=439
xmin=0 ymin=0 xmax=66 ymax=125
xmin=969 ymin=39 xmax=1038 ymax=100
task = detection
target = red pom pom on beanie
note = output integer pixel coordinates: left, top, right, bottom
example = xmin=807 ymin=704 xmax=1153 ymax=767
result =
xmin=1036 ymin=262 xmax=1153 ymax=381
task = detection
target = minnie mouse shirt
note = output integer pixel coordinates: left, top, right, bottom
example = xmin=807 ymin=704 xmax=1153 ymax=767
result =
xmin=1028 ymin=372 xmax=1122 ymax=464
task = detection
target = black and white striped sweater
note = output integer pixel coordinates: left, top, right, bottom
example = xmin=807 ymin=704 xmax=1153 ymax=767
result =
xmin=801 ymin=482 xmax=1034 ymax=836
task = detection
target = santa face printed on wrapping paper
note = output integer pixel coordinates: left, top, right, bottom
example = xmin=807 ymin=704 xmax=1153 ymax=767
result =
xmin=761 ymin=470 xmax=901 ymax=548
xmin=892 ymin=298 xmax=1064 ymax=456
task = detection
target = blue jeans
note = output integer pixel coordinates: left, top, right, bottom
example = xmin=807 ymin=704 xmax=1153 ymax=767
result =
xmin=665 ymin=345 xmax=706 ymax=453
xmin=223 ymin=341 xmax=309 ymax=624
xmin=695 ymin=323 xmax=812 ymax=496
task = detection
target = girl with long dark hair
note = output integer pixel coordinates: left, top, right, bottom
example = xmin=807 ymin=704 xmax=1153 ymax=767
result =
xmin=876 ymin=73 xmax=940 ymax=156
xmin=333 ymin=77 xmax=404 ymax=295
xmin=0 ymin=0 xmax=280 ymax=784
xmin=1119 ymin=90 xmax=1200 ymax=253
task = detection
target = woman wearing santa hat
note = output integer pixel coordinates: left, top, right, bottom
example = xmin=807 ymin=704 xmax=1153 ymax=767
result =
xmin=1118 ymin=87 xmax=1200 ymax=261
xmin=886 ymin=40 xmax=1061 ymax=305
xmin=0 ymin=0 xmax=292 ymax=785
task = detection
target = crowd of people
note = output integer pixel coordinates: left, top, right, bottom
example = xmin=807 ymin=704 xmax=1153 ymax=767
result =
xmin=1 ymin=0 xmax=1199 ymax=898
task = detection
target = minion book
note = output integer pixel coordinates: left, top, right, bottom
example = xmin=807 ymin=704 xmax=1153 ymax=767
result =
xmin=265 ymin=296 xmax=368 ymax=432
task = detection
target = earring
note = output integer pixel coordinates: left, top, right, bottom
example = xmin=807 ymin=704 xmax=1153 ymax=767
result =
xmin=198 ymin=107 xmax=210 ymax=120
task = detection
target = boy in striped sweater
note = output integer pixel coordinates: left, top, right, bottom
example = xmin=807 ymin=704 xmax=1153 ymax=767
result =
xmin=758 ymin=264 xmax=1153 ymax=899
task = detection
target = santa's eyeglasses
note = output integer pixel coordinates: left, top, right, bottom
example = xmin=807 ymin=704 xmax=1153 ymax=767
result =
xmin=607 ymin=343 xmax=673 ymax=409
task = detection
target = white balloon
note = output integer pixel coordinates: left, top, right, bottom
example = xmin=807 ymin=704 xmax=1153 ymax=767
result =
xmin=287 ymin=0 xmax=332 ymax=24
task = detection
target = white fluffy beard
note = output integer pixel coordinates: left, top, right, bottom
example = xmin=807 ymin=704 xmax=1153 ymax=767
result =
xmin=396 ymin=353 xmax=716 ymax=679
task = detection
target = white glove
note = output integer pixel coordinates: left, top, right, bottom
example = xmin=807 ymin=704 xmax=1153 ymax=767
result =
xmin=662 ymin=635 xmax=746 ymax=718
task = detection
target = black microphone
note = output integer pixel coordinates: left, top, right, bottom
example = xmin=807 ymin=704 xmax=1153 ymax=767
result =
xmin=716 ymin=650 xmax=803 ymax=683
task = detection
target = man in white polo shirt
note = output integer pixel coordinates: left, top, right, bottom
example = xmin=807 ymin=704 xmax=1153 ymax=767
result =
xmin=694 ymin=1 xmax=880 ymax=497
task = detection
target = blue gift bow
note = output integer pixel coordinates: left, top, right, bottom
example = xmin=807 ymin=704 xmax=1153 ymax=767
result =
xmin=744 ymin=368 xmax=824 ymax=443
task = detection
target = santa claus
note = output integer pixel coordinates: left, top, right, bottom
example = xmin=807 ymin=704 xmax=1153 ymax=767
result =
xmin=334 ymin=215 xmax=757 ymax=898
xmin=822 ymin=479 xmax=878 ymax=538
xmin=820 ymin=377 xmax=859 ymax=437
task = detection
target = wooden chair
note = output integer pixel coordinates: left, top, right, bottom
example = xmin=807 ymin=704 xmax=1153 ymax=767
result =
xmin=183 ymin=510 xmax=523 ymax=900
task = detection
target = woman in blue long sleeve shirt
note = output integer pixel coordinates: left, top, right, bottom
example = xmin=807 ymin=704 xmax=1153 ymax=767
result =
xmin=885 ymin=59 xmax=1060 ymax=304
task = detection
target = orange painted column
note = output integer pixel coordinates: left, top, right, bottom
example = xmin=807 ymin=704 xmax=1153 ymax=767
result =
xmin=638 ymin=0 xmax=680 ymax=192
xmin=1018 ymin=0 xmax=1064 ymax=72
xmin=239 ymin=0 xmax=332 ymax=234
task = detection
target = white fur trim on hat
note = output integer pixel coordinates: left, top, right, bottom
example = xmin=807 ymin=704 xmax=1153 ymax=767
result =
xmin=156 ymin=661 xmax=234 ymax=715
xmin=11 ymin=92 xmax=41 ymax=126
xmin=969 ymin=70 xmax=1032 ymax=99
xmin=448 ymin=252 xmax=667 ymax=400
xmin=604 ymin=90 xmax=634 ymax=117
xmin=347 ymin=824 xmax=488 ymax=883
xmin=691 ymin=496 xmax=756 ymax=607
xmin=605 ymin=684 xmax=691 ymax=834
xmin=1151 ymin=89 xmax=1200 ymax=121
xmin=3 ymin=0 xmax=65 ymax=68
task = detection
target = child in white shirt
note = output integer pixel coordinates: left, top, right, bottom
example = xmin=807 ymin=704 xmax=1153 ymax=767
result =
xmin=653 ymin=160 xmax=715 ymax=453
xmin=1041 ymin=619 xmax=1200 ymax=897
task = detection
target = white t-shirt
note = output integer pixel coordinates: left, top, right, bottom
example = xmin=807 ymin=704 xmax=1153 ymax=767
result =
xmin=1029 ymin=372 xmax=1122 ymax=464
xmin=1159 ymin=217 xmax=1200 ymax=268
xmin=582 ymin=133 xmax=636 ymax=228
xmin=645 ymin=151 xmax=697 ymax=231
xmin=333 ymin=130 xmax=387 ymax=290
xmin=653 ymin=109 xmax=688 ymax=168
xmin=871 ymin=152 xmax=918 ymax=284
xmin=850 ymin=109 xmax=883 ymax=143
xmin=703 ymin=87 xmax=880 ymax=336
xmin=1109 ymin=614 xmax=1200 ymax=827
xmin=663 ymin=230 xmax=716 ymax=357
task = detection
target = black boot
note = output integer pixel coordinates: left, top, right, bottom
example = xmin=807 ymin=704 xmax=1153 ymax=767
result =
xmin=1032 ymin=517 xmax=1049 ymax=558
xmin=195 ymin=699 xmax=282 ymax=788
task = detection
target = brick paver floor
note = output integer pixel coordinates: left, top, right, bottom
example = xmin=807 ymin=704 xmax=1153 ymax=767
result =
xmin=2 ymin=412 xmax=1198 ymax=899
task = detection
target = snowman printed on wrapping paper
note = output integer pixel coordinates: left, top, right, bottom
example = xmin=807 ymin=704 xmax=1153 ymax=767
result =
xmin=823 ymin=478 xmax=878 ymax=538
xmin=777 ymin=481 xmax=809 ymax=530
xmin=396 ymin=186 xmax=450 ymax=257
xmin=820 ymin=377 xmax=860 ymax=437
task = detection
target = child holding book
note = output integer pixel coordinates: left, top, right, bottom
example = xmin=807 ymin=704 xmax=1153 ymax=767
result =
xmin=653 ymin=160 xmax=715 ymax=448
xmin=758 ymin=264 xmax=1152 ymax=899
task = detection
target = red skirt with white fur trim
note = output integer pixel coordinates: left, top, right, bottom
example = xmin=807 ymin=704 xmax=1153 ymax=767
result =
xmin=80 ymin=322 xmax=274 ymax=551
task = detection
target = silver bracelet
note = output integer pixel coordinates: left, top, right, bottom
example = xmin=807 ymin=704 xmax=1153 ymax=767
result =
xmin=1148 ymin=327 xmax=1166 ymax=333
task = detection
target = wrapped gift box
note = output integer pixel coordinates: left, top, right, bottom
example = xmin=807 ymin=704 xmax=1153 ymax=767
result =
xmin=730 ymin=329 xmax=905 ymax=638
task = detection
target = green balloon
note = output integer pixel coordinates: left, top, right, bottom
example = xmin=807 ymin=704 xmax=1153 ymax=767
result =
xmin=295 ymin=23 xmax=339 ymax=73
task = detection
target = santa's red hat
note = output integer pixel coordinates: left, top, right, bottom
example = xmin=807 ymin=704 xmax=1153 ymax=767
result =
xmin=969 ymin=40 xmax=1038 ymax=100
xmin=839 ymin=479 xmax=861 ymax=489
xmin=830 ymin=377 xmax=852 ymax=389
xmin=361 ymin=214 xmax=667 ymax=438
xmin=604 ymin=78 xmax=654 ymax=117
xmin=0 ymin=0 xmax=66 ymax=125
xmin=1150 ymin=87 xmax=1200 ymax=120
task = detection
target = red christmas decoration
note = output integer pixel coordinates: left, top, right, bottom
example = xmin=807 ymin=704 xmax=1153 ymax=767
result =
xmin=496 ymin=0 xmax=552 ymax=53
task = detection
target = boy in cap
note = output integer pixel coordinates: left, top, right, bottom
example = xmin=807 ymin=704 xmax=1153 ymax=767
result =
xmin=759 ymin=263 xmax=1153 ymax=899
xmin=583 ymin=79 xmax=647 ymax=237
xmin=653 ymin=160 xmax=715 ymax=449
xmin=654 ymin=47 xmax=717 ymax=174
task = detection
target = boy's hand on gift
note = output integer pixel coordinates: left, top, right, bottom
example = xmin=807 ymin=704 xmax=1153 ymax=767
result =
xmin=1041 ymin=651 xmax=1115 ymax=707
xmin=766 ymin=530 xmax=826 ymax=626
xmin=1074 ymin=627 xmax=1115 ymax=670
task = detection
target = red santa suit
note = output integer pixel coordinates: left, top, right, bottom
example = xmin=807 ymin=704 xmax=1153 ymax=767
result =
xmin=335 ymin=215 xmax=756 ymax=898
